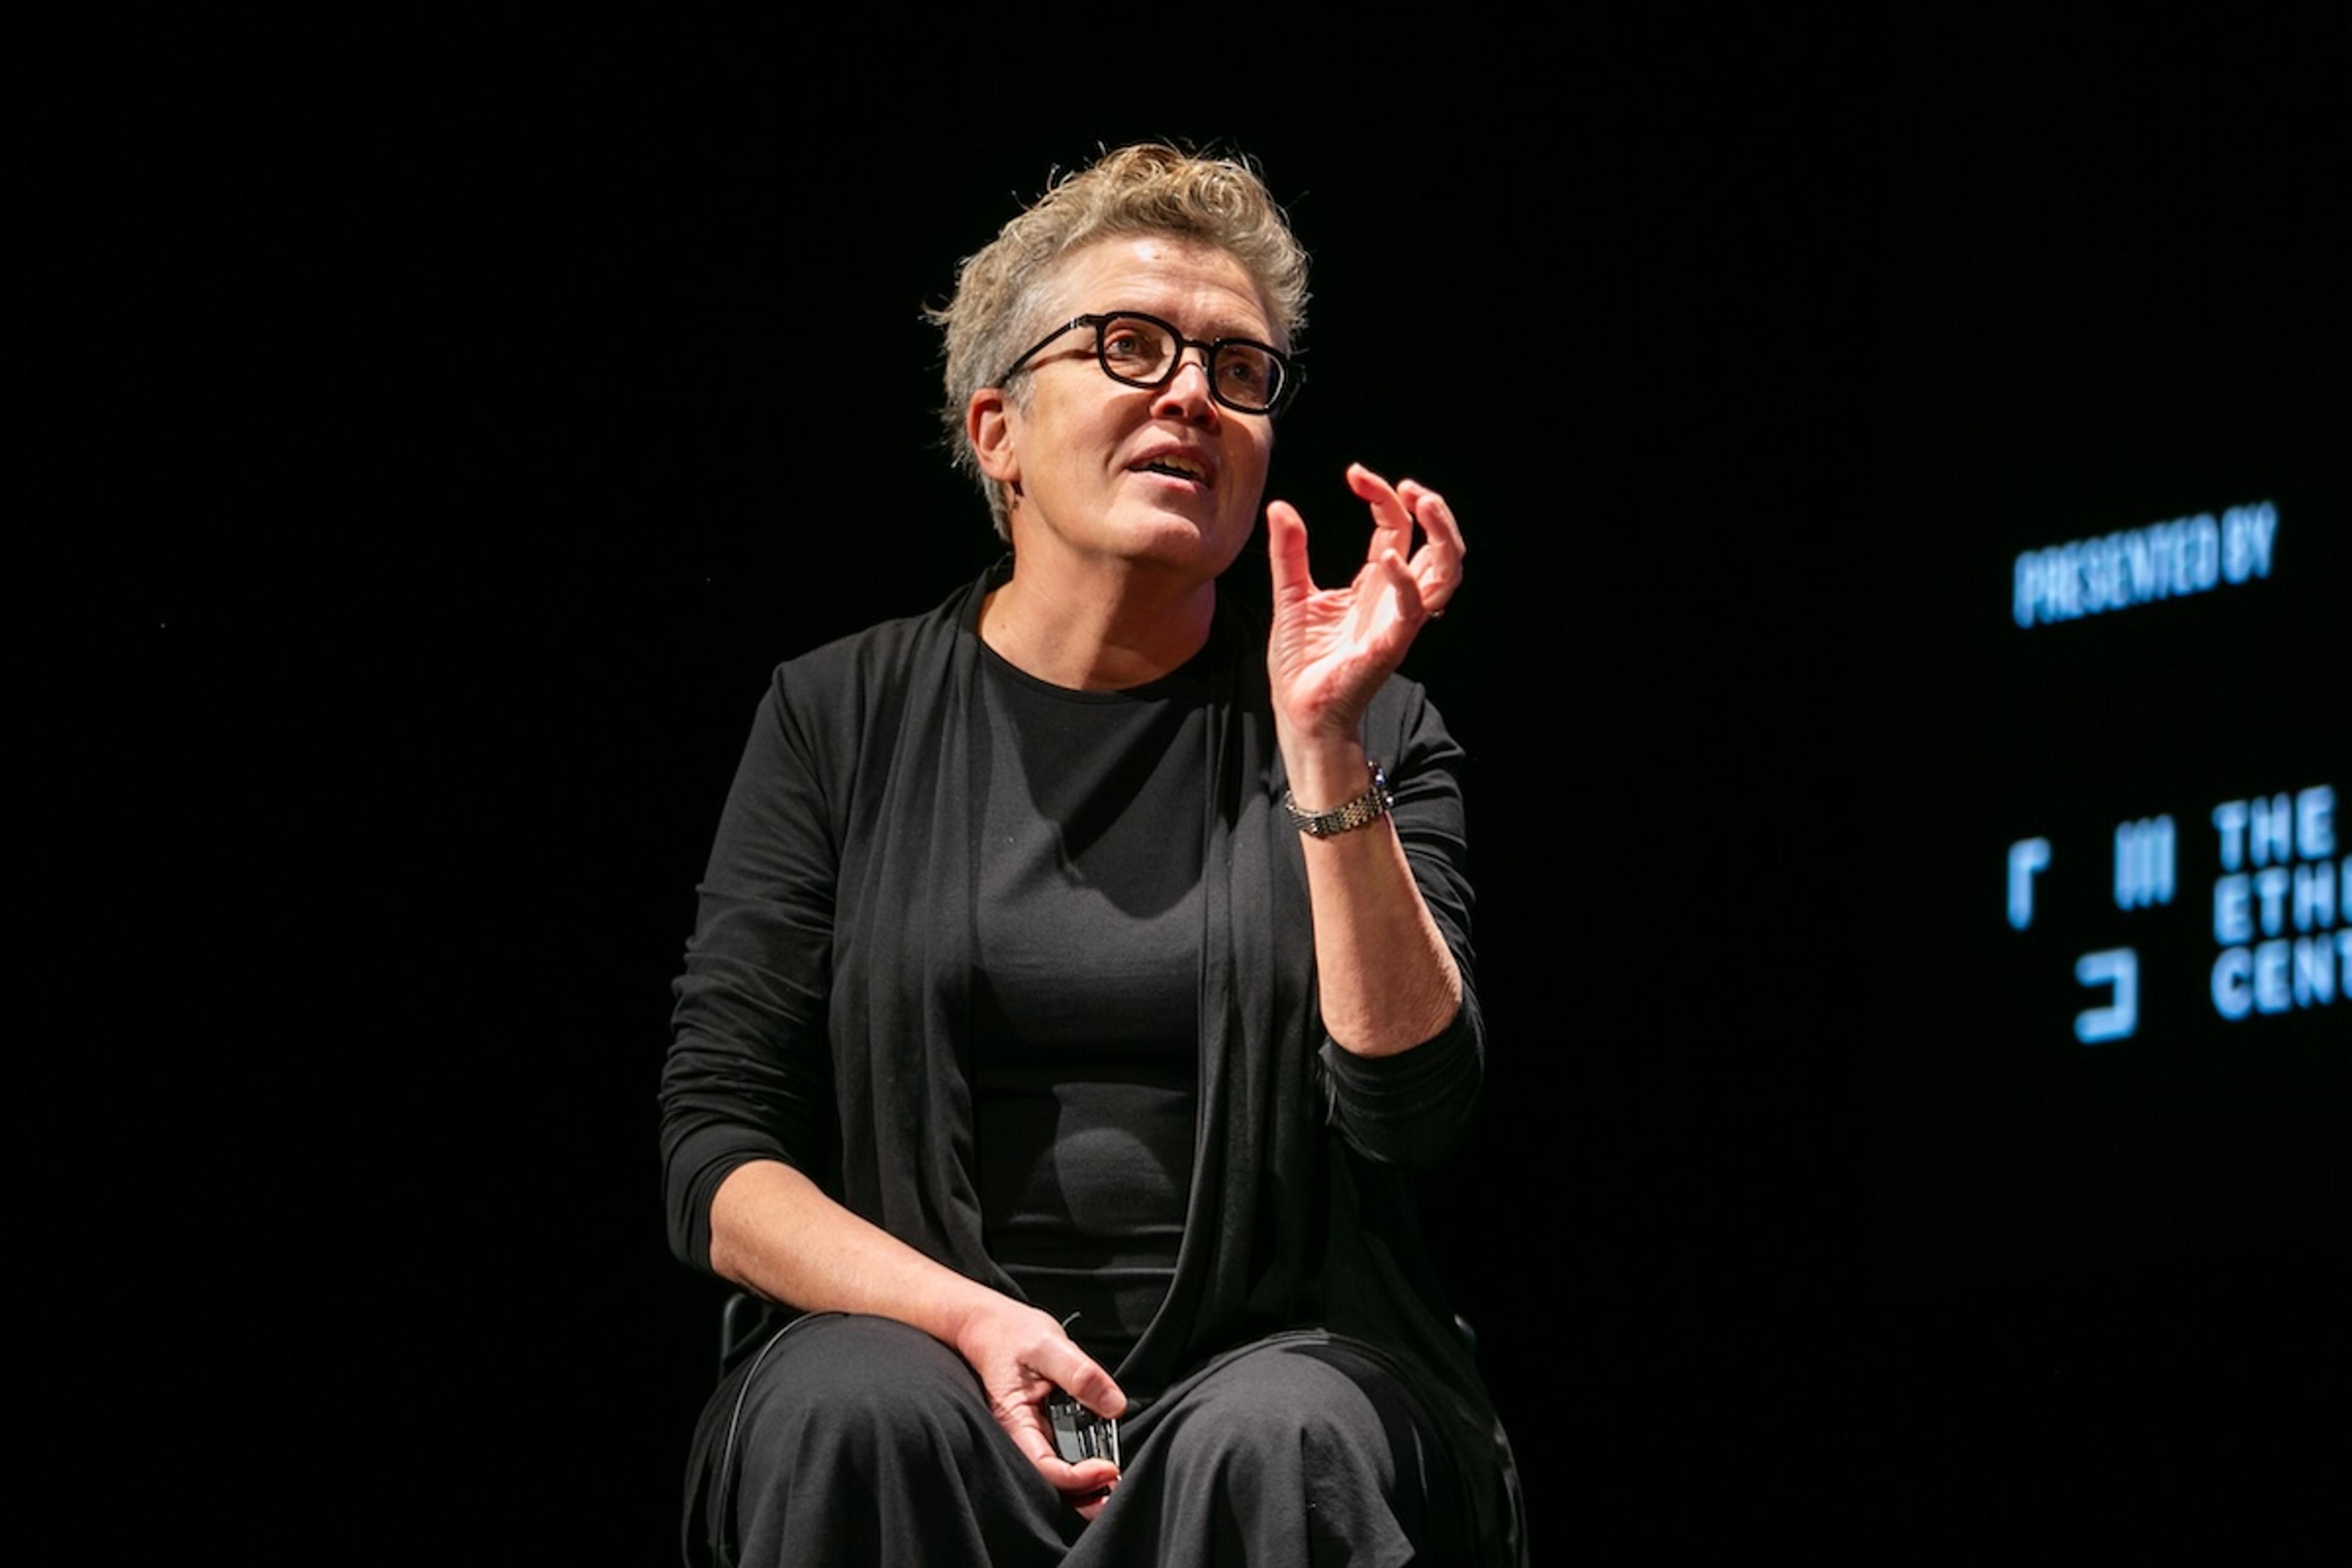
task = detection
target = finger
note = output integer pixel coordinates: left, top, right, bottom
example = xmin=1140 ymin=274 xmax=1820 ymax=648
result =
xmin=1345 ymin=461 xmax=1401 ymax=511
xmin=1395 ymin=480 xmax=1464 ymax=614
xmin=1061 ymin=1458 xmax=1121 ymax=1496
xmin=1396 ymin=480 xmax=1466 ymax=563
xmin=1265 ymin=500 xmax=1315 ymax=608
xmin=998 ymin=1404 xmax=1121 ymax=1500
xmin=1066 ymin=1458 xmax=1122 ymax=1520
xmin=1378 ymin=549 xmax=1429 ymax=623
xmin=1008 ymin=1428 xmax=1119 ymax=1491
xmin=1346 ymin=463 xmax=1414 ymax=550
xmin=1012 ymin=1439 xmax=1121 ymax=1501
xmin=1032 ymin=1339 xmax=1126 ymax=1420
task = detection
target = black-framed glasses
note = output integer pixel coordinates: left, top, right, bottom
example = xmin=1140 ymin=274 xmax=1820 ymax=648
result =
xmin=995 ymin=311 xmax=1300 ymax=416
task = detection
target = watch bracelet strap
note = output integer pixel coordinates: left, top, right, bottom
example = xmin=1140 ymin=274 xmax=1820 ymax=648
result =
xmin=1283 ymin=760 xmax=1393 ymax=838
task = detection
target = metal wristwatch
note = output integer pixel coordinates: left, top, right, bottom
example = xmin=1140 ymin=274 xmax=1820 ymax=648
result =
xmin=1283 ymin=761 xmax=1393 ymax=839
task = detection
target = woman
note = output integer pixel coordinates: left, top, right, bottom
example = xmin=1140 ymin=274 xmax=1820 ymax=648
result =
xmin=662 ymin=145 xmax=1525 ymax=1565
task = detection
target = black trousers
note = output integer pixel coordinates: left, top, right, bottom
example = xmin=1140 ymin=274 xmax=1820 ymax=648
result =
xmin=686 ymin=1314 xmax=1469 ymax=1567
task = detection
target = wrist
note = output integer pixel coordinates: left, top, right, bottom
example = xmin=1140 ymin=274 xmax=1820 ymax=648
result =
xmin=932 ymin=1275 xmax=1017 ymax=1359
xmin=1277 ymin=729 xmax=1371 ymax=811
xmin=1285 ymin=759 xmax=1393 ymax=839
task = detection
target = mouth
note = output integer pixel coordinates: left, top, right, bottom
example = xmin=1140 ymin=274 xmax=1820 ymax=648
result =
xmin=1131 ymin=451 xmax=1213 ymax=488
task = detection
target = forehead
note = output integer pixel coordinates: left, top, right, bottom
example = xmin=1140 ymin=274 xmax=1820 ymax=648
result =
xmin=1041 ymin=235 xmax=1280 ymax=347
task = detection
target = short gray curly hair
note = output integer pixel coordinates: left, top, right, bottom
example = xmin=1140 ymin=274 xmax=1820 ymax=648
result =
xmin=930 ymin=144 xmax=1311 ymax=542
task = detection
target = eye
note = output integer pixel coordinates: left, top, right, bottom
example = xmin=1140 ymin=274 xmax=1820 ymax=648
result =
xmin=1216 ymin=345 xmax=1279 ymax=401
xmin=1099 ymin=318 xmax=1171 ymax=374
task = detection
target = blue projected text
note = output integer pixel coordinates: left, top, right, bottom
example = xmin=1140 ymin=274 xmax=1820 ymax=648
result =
xmin=2010 ymin=783 xmax=2343 ymax=1041
xmin=2211 ymin=786 xmax=2345 ymax=1020
xmin=2012 ymin=500 xmax=2278 ymax=628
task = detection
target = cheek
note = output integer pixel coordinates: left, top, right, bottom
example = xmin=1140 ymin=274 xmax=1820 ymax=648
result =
xmin=1234 ymin=435 xmax=1275 ymax=494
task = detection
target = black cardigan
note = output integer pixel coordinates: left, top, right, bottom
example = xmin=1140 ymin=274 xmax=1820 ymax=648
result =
xmin=660 ymin=568 xmax=1525 ymax=1561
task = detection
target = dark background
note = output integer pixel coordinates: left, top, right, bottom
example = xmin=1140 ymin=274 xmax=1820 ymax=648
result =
xmin=35 ymin=16 xmax=2341 ymax=1558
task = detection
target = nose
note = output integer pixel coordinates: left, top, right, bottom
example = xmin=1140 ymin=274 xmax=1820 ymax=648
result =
xmin=1152 ymin=351 xmax=1219 ymax=422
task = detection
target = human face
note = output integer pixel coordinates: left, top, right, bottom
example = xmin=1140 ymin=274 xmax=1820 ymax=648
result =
xmin=976 ymin=236 xmax=1279 ymax=585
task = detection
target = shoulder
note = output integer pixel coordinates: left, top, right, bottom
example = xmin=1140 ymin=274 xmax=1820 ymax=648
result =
xmin=765 ymin=571 xmax=992 ymax=731
xmin=721 ymin=571 xmax=990 ymax=822
xmin=775 ymin=571 xmax=989 ymax=695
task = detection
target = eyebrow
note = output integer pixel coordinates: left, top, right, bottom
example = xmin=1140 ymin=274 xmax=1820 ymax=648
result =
xmin=1098 ymin=307 xmax=1283 ymax=348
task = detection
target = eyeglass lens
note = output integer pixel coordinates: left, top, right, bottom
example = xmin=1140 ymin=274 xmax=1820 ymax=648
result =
xmin=1097 ymin=315 xmax=1284 ymax=412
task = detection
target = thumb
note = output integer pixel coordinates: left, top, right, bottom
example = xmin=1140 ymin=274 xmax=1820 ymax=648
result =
xmin=1266 ymin=500 xmax=1313 ymax=605
xmin=1039 ymin=1340 xmax=1126 ymax=1420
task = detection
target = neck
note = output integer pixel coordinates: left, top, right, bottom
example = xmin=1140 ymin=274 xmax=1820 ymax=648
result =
xmin=980 ymin=559 xmax=1216 ymax=692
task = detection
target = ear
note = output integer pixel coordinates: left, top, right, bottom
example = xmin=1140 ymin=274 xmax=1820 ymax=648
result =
xmin=968 ymin=386 xmax=1021 ymax=489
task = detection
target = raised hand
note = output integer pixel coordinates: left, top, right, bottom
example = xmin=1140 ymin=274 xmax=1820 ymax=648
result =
xmin=1265 ymin=463 xmax=1464 ymax=748
xmin=949 ymin=1295 xmax=1128 ymax=1519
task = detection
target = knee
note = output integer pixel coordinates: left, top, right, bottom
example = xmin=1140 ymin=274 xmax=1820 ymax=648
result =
xmin=736 ymin=1314 xmax=988 ymax=1473
xmin=709 ymin=1316 xmax=1074 ymax=1565
xmin=1155 ymin=1341 xmax=1404 ymax=1483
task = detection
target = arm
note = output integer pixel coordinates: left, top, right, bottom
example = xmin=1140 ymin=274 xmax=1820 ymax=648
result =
xmin=1314 ymin=684 xmax=1485 ymax=1169
xmin=1265 ymin=464 xmax=1469 ymax=1060
xmin=660 ymin=667 xmax=1125 ymax=1512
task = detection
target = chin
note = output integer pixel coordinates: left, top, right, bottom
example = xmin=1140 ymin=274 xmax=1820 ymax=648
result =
xmin=1123 ymin=519 xmax=1251 ymax=579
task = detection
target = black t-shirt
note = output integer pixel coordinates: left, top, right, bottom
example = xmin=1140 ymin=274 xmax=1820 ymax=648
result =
xmin=968 ymin=639 xmax=1213 ymax=1371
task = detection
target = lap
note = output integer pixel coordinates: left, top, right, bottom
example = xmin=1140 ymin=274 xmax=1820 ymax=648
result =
xmin=690 ymin=1313 xmax=1074 ymax=1568
xmin=688 ymin=1316 xmax=1468 ymax=1568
